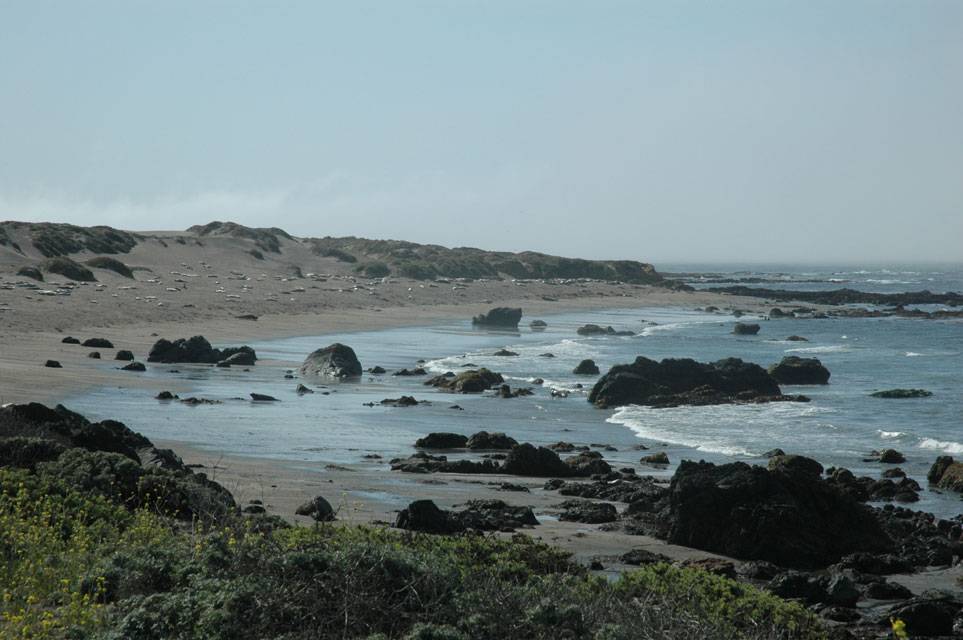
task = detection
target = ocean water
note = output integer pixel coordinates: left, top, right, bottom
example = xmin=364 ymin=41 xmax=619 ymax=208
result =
xmin=65 ymin=264 xmax=963 ymax=518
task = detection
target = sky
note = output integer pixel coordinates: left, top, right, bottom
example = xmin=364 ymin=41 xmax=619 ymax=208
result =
xmin=1 ymin=1 xmax=961 ymax=264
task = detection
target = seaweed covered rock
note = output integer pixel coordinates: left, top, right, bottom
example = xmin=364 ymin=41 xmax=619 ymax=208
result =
xmin=928 ymin=456 xmax=963 ymax=492
xmin=472 ymin=307 xmax=522 ymax=327
xmin=766 ymin=356 xmax=830 ymax=385
xmin=576 ymin=324 xmax=635 ymax=337
xmin=651 ymin=460 xmax=893 ymax=569
xmin=427 ymin=368 xmax=504 ymax=393
xmin=588 ymin=356 xmax=784 ymax=409
xmin=299 ymin=343 xmax=362 ymax=379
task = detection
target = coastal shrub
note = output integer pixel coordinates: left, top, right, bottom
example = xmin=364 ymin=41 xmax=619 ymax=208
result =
xmin=84 ymin=256 xmax=135 ymax=278
xmin=0 ymin=462 xmax=827 ymax=639
xmin=0 ymin=436 xmax=66 ymax=469
xmin=39 ymin=256 xmax=97 ymax=281
xmin=354 ymin=261 xmax=391 ymax=278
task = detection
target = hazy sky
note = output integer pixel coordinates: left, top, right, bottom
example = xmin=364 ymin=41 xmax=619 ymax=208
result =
xmin=1 ymin=1 xmax=961 ymax=263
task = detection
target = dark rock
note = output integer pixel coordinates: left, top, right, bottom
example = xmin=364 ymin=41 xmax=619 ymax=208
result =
xmin=862 ymin=579 xmax=913 ymax=600
xmin=738 ymin=560 xmax=779 ymax=580
xmin=824 ymin=574 xmax=860 ymax=607
xmin=529 ymin=320 xmax=547 ymax=328
xmin=769 ymin=308 xmax=790 ymax=318
xmin=147 ymin=336 xmax=216 ymax=364
xmin=155 ymin=391 xmax=177 ymax=400
xmin=395 ymin=499 xmax=463 ymax=534
xmin=785 ymin=335 xmax=809 ymax=342
xmin=870 ymin=389 xmax=933 ymax=398
xmin=836 ymin=552 xmax=914 ymax=575
xmin=503 ymin=443 xmax=575 ymax=477
xmin=380 ymin=396 xmax=420 ymax=407
xmin=82 ymin=338 xmax=114 ymax=348
xmin=472 ymin=307 xmax=522 ymax=327
xmin=215 ymin=361 xmax=231 ymax=368
xmin=651 ymin=460 xmax=893 ymax=570
xmin=452 ymin=499 xmax=538 ymax=531
xmin=573 ymin=359 xmax=600 ymax=375
xmin=296 ymin=384 xmax=313 ymax=395
xmin=889 ymin=599 xmax=957 ymax=637
xmin=250 ymin=393 xmax=279 ymax=401
xmin=369 ymin=366 xmax=387 ymax=374
xmin=620 ymin=548 xmax=672 ymax=566
xmin=299 ymin=343 xmax=362 ymax=379
xmin=733 ymin=322 xmax=760 ymax=335
xmin=465 ymin=431 xmax=518 ymax=450
xmin=589 ymin=356 xmax=785 ymax=409
xmin=415 ymin=433 xmax=468 ymax=449
xmin=44 ymin=360 xmax=62 ymax=368
xmin=641 ymin=452 xmax=669 ymax=465
xmin=539 ymin=353 xmax=555 ymax=358
xmin=769 ymin=571 xmax=829 ymax=604
xmin=565 ymin=451 xmax=612 ymax=476
xmin=927 ymin=456 xmax=963 ymax=492
xmin=576 ymin=324 xmax=635 ymax=337
xmin=427 ymin=368 xmax=504 ymax=393
xmin=114 ymin=350 xmax=134 ymax=361
xmin=761 ymin=448 xmax=786 ymax=458
xmin=496 ymin=483 xmax=530 ymax=492
xmin=556 ymin=499 xmax=618 ymax=524
xmin=87 ymin=351 xmax=101 ymax=359
xmin=767 ymin=356 xmax=831 ymax=385
xmin=768 ymin=454 xmax=824 ymax=476
xmin=878 ymin=449 xmax=906 ymax=464
xmin=121 ymin=362 xmax=146 ymax=372
xmin=491 ymin=349 xmax=517 ymax=357
xmin=295 ymin=496 xmax=335 ymax=522
xmin=549 ymin=442 xmax=579 ymax=453
xmin=61 ymin=336 xmax=80 ymax=344
xmin=881 ymin=467 xmax=906 ymax=479
xmin=393 ymin=367 xmax=427 ymax=376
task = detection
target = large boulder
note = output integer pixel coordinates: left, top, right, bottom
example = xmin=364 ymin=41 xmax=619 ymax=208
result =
xmin=299 ymin=343 xmax=362 ymax=379
xmin=503 ymin=443 xmax=575 ymax=477
xmin=928 ymin=456 xmax=963 ymax=492
xmin=472 ymin=307 xmax=522 ymax=327
xmin=733 ymin=322 xmax=760 ymax=335
xmin=588 ymin=356 xmax=784 ymax=409
xmin=295 ymin=495 xmax=335 ymax=522
xmin=652 ymin=460 xmax=893 ymax=569
xmin=572 ymin=359 xmax=600 ymax=375
xmin=395 ymin=499 xmax=463 ymax=534
xmin=147 ymin=336 xmax=217 ymax=363
xmin=767 ymin=356 xmax=830 ymax=385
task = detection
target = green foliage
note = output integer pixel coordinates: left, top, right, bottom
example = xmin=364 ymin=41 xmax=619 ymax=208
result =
xmin=0 ymin=464 xmax=826 ymax=640
xmin=615 ymin=563 xmax=825 ymax=638
xmin=0 ymin=436 xmax=66 ymax=469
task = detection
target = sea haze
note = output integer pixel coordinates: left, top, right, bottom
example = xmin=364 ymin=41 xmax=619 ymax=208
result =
xmin=66 ymin=264 xmax=963 ymax=518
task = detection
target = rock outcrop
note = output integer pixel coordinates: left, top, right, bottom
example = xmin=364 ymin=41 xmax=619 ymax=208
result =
xmin=299 ymin=343 xmax=362 ymax=379
xmin=588 ymin=356 xmax=790 ymax=409
xmin=733 ymin=322 xmax=760 ymax=335
xmin=471 ymin=307 xmax=522 ymax=327
xmin=766 ymin=356 xmax=830 ymax=385
xmin=573 ymin=359 xmax=600 ymax=375
xmin=576 ymin=324 xmax=635 ymax=337
xmin=147 ymin=335 xmax=257 ymax=365
xmin=426 ymin=368 xmax=504 ymax=393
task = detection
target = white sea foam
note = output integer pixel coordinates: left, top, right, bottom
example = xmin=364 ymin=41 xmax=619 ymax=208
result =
xmin=905 ymin=352 xmax=924 ymax=357
xmin=785 ymin=345 xmax=858 ymax=354
xmin=877 ymin=430 xmax=911 ymax=439
xmin=919 ymin=438 xmax=963 ymax=455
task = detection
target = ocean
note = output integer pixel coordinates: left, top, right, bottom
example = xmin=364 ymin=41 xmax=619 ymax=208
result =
xmin=65 ymin=263 xmax=963 ymax=518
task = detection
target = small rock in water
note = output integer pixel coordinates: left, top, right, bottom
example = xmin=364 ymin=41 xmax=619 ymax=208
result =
xmin=87 ymin=351 xmax=101 ymax=359
xmin=44 ymin=359 xmax=62 ymax=368
xmin=250 ymin=393 xmax=279 ymax=402
xmin=296 ymin=384 xmax=314 ymax=395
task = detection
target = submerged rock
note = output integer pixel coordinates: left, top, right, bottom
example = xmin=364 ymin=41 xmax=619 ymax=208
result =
xmin=870 ymin=388 xmax=933 ymax=399
xmin=733 ymin=322 xmax=760 ymax=335
xmin=426 ymin=368 xmax=504 ymax=393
